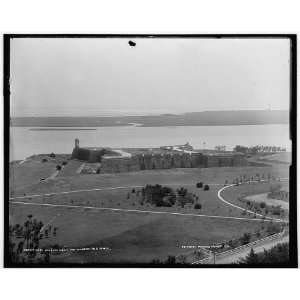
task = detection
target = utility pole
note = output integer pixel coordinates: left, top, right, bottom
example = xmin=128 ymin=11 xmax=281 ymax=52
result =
xmin=209 ymin=244 xmax=218 ymax=265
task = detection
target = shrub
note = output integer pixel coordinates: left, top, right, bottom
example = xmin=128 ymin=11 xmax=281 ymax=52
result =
xmin=196 ymin=182 xmax=203 ymax=188
xmin=62 ymin=161 xmax=68 ymax=166
xmin=177 ymin=187 xmax=188 ymax=197
xmin=240 ymin=232 xmax=251 ymax=245
xmin=194 ymin=203 xmax=202 ymax=210
xmin=177 ymin=193 xmax=194 ymax=207
xmin=41 ymin=158 xmax=48 ymax=163
xmin=260 ymin=202 xmax=266 ymax=209
xmin=56 ymin=165 xmax=62 ymax=171
xmin=271 ymin=206 xmax=282 ymax=216
xmin=239 ymin=243 xmax=289 ymax=265
xmin=49 ymin=153 xmax=56 ymax=158
xmin=203 ymin=184 xmax=210 ymax=191
xmin=166 ymin=256 xmax=176 ymax=264
xmin=266 ymin=223 xmax=281 ymax=235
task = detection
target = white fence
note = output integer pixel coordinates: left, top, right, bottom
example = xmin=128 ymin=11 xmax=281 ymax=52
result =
xmin=192 ymin=230 xmax=285 ymax=265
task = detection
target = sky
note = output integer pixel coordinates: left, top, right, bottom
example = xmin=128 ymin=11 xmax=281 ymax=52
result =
xmin=10 ymin=37 xmax=291 ymax=117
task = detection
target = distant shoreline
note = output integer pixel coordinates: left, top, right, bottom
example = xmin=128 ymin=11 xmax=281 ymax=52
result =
xmin=11 ymin=110 xmax=289 ymax=128
xmin=29 ymin=128 xmax=97 ymax=131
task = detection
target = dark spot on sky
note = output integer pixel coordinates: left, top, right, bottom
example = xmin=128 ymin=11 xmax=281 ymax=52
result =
xmin=128 ymin=40 xmax=136 ymax=47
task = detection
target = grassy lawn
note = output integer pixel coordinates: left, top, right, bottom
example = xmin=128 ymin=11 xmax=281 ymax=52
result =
xmin=9 ymin=159 xmax=290 ymax=264
xmin=221 ymin=181 xmax=289 ymax=220
xmin=245 ymin=193 xmax=289 ymax=210
xmin=11 ymin=164 xmax=287 ymax=196
xmin=260 ymin=152 xmax=291 ymax=164
xmin=56 ymin=160 xmax=83 ymax=177
xmin=11 ymin=183 xmax=247 ymax=218
xmin=10 ymin=160 xmax=57 ymax=193
xmin=9 ymin=204 xmax=265 ymax=264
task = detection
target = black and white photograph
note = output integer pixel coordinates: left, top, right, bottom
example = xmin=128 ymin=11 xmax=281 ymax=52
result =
xmin=4 ymin=35 xmax=297 ymax=267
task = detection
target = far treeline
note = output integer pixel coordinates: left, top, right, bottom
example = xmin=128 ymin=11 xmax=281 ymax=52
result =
xmin=11 ymin=110 xmax=289 ymax=127
xmin=234 ymin=145 xmax=287 ymax=153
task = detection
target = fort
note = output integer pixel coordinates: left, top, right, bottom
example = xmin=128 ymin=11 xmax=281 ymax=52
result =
xmin=71 ymin=139 xmax=248 ymax=174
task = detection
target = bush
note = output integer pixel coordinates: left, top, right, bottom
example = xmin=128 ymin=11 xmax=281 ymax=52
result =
xmin=56 ymin=165 xmax=62 ymax=171
xmin=196 ymin=182 xmax=203 ymax=188
xmin=239 ymin=243 xmax=289 ymax=265
xmin=271 ymin=206 xmax=282 ymax=216
xmin=240 ymin=232 xmax=251 ymax=245
xmin=194 ymin=203 xmax=202 ymax=210
xmin=177 ymin=187 xmax=188 ymax=197
xmin=266 ymin=223 xmax=281 ymax=235
xmin=41 ymin=158 xmax=48 ymax=163
xmin=49 ymin=153 xmax=56 ymax=158
xmin=203 ymin=184 xmax=210 ymax=191
xmin=260 ymin=202 xmax=266 ymax=209
xmin=177 ymin=193 xmax=194 ymax=207
xmin=62 ymin=161 xmax=68 ymax=166
xmin=166 ymin=256 xmax=176 ymax=264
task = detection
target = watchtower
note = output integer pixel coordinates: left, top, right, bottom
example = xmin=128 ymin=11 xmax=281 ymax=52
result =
xmin=75 ymin=138 xmax=80 ymax=148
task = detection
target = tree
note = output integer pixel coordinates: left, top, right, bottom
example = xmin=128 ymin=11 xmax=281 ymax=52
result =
xmin=260 ymin=202 xmax=266 ymax=209
xmin=239 ymin=243 xmax=289 ymax=265
xmin=203 ymin=184 xmax=210 ymax=191
xmin=9 ymin=215 xmax=53 ymax=264
xmin=243 ymin=248 xmax=259 ymax=264
xmin=194 ymin=203 xmax=202 ymax=210
xmin=151 ymin=258 xmax=161 ymax=264
xmin=240 ymin=232 xmax=251 ymax=245
xmin=234 ymin=145 xmax=248 ymax=154
xmin=166 ymin=255 xmax=176 ymax=264
xmin=177 ymin=255 xmax=187 ymax=264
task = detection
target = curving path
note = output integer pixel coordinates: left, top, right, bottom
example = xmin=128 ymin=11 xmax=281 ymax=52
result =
xmin=217 ymin=184 xmax=287 ymax=223
xmin=10 ymin=181 xmax=288 ymax=225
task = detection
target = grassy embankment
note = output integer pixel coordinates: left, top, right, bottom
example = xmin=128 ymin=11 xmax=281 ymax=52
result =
xmin=9 ymin=155 xmax=289 ymax=263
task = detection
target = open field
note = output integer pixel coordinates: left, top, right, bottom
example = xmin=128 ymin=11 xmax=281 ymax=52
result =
xmin=9 ymin=155 xmax=290 ymax=264
xmin=221 ymin=181 xmax=289 ymax=220
xmin=9 ymin=203 xmax=267 ymax=263
xmin=258 ymin=152 xmax=291 ymax=164
xmin=245 ymin=193 xmax=289 ymax=210
xmin=10 ymin=158 xmax=288 ymax=196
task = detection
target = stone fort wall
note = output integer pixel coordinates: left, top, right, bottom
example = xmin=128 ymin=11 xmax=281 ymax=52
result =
xmin=99 ymin=152 xmax=247 ymax=174
xmin=72 ymin=145 xmax=247 ymax=174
